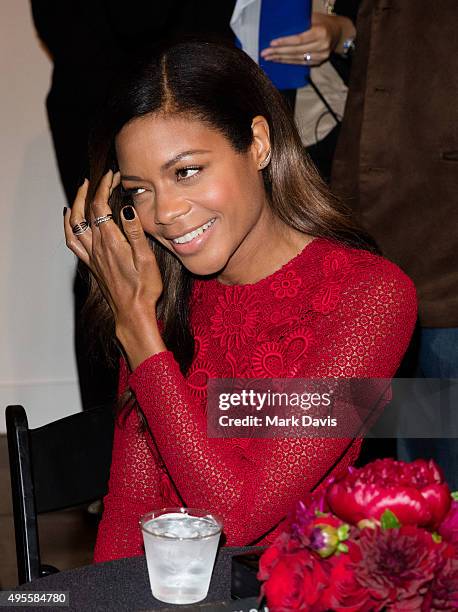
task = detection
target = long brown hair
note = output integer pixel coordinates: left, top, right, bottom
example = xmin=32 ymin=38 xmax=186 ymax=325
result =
xmin=84 ymin=40 xmax=376 ymax=382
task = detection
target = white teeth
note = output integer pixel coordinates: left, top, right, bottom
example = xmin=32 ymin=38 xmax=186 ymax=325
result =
xmin=172 ymin=219 xmax=216 ymax=244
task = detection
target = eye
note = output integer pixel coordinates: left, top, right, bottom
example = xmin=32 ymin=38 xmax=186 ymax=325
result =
xmin=121 ymin=186 xmax=148 ymax=201
xmin=131 ymin=187 xmax=146 ymax=196
xmin=175 ymin=166 xmax=201 ymax=181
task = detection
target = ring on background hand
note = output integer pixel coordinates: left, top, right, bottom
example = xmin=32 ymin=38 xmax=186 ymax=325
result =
xmin=304 ymin=52 xmax=312 ymax=63
xmin=72 ymin=220 xmax=90 ymax=235
xmin=94 ymin=214 xmax=114 ymax=227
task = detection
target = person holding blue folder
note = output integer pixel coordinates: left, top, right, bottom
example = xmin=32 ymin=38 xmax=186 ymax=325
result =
xmin=231 ymin=0 xmax=358 ymax=179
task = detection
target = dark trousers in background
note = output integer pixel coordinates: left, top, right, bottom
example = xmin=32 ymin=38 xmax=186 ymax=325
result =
xmin=397 ymin=328 xmax=458 ymax=490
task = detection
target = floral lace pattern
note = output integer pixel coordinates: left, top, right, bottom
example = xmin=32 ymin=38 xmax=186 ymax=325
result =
xmin=94 ymin=238 xmax=417 ymax=562
xmin=270 ymin=269 xmax=302 ymax=299
xmin=210 ymin=288 xmax=260 ymax=350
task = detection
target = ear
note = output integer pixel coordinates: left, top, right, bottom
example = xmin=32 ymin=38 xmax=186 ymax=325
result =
xmin=250 ymin=115 xmax=271 ymax=170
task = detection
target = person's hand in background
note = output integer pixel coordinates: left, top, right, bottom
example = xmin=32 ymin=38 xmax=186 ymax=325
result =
xmin=260 ymin=12 xmax=355 ymax=66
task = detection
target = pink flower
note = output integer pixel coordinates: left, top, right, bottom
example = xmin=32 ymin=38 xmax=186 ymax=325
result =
xmin=439 ymin=500 xmax=458 ymax=547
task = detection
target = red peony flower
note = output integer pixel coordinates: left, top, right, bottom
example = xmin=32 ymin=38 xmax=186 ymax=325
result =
xmin=258 ymin=542 xmax=282 ymax=582
xmin=259 ymin=461 xmax=456 ymax=612
xmin=258 ymin=531 xmax=302 ymax=581
xmin=352 ymin=525 xmax=445 ymax=610
xmin=326 ymin=459 xmax=451 ymax=530
xmin=320 ymin=541 xmax=374 ymax=612
xmin=439 ymin=500 xmax=458 ymax=548
xmin=260 ymin=549 xmax=329 ymax=611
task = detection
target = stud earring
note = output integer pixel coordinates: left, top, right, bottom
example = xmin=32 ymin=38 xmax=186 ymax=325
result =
xmin=259 ymin=149 xmax=272 ymax=169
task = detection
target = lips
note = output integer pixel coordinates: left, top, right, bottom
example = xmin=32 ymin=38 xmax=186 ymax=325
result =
xmin=167 ymin=218 xmax=216 ymax=244
xmin=167 ymin=217 xmax=217 ymax=256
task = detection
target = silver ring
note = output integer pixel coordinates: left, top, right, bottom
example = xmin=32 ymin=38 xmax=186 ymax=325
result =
xmin=94 ymin=214 xmax=113 ymax=227
xmin=304 ymin=52 xmax=312 ymax=63
xmin=72 ymin=220 xmax=90 ymax=236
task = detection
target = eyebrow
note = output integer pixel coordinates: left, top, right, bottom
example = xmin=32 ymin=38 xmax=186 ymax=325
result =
xmin=121 ymin=149 xmax=211 ymax=182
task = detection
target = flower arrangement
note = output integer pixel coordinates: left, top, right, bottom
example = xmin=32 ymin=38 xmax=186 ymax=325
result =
xmin=258 ymin=459 xmax=458 ymax=611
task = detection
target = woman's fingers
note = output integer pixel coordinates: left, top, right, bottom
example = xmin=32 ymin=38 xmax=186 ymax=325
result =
xmin=66 ymin=171 xmax=124 ymax=266
xmin=262 ymin=41 xmax=323 ymax=56
xmin=68 ymin=179 xmax=93 ymax=257
xmin=91 ymin=170 xmax=127 ymax=250
xmin=109 ymin=171 xmax=121 ymax=198
xmin=120 ymin=205 xmax=153 ymax=268
xmin=120 ymin=205 xmax=164 ymax=303
xmin=90 ymin=170 xmax=114 ymax=226
xmin=71 ymin=178 xmax=89 ymax=219
xmin=261 ymin=34 xmax=328 ymax=64
xmin=64 ymin=207 xmax=91 ymax=266
xmin=268 ymin=30 xmax=316 ymax=48
xmin=261 ymin=17 xmax=337 ymax=66
xmin=264 ymin=51 xmax=327 ymax=66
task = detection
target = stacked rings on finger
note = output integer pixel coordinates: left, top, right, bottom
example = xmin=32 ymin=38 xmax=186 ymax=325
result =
xmin=72 ymin=220 xmax=90 ymax=236
xmin=94 ymin=214 xmax=114 ymax=227
xmin=304 ymin=52 xmax=312 ymax=63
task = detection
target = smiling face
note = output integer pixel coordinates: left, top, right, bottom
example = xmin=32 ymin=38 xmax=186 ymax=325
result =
xmin=115 ymin=113 xmax=273 ymax=279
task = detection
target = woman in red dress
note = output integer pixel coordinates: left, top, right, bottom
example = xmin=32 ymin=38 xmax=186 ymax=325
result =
xmin=63 ymin=42 xmax=417 ymax=562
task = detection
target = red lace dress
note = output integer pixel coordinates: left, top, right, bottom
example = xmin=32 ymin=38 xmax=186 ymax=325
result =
xmin=93 ymin=238 xmax=417 ymax=562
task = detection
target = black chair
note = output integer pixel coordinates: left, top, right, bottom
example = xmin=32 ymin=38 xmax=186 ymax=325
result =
xmin=6 ymin=404 xmax=114 ymax=584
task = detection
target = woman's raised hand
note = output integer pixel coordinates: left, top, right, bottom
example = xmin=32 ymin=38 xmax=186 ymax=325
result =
xmin=64 ymin=171 xmax=166 ymax=368
xmin=260 ymin=13 xmax=354 ymax=66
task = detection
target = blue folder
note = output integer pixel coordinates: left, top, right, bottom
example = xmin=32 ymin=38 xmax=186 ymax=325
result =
xmin=258 ymin=0 xmax=312 ymax=90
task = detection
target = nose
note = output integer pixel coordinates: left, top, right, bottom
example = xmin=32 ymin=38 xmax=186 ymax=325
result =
xmin=154 ymin=191 xmax=192 ymax=226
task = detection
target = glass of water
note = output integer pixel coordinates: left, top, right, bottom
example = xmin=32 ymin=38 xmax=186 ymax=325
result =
xmin=140 ymin=507 xmax=223 ymax=604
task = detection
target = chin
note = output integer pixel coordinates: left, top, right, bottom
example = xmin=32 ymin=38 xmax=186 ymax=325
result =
xmin=179 ymin=253 xmax=230 ymax=278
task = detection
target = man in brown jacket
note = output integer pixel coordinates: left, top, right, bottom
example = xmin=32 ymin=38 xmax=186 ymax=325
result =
xmin=331 ymin=0 xmax=458 ymax=487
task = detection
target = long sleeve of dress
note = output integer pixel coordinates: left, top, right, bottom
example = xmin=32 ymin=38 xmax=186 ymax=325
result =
xmin=126 ymin=256 xmax=417 ymax=547
xmin=93 ymin=359 xmax=168 ymax=562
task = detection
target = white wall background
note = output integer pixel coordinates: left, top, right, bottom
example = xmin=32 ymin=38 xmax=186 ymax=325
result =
xmin=0 ymin=1 xmax=81 ymax=431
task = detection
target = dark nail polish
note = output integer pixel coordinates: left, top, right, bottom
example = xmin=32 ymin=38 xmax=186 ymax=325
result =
xmin=63 ymin=206 xmax=67 ymax=216
xmin=123 ymin=206 xmax=135 ymax=220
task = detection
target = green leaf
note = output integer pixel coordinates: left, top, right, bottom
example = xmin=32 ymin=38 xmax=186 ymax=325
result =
xmin=451 ymin=491 xmax=458 ymax=501
xmin=315 ymin=510 xmax=327 ymax=517
xmin=337 ymin=542 xmax=349 ymax=553
xmin=337 ymin=524 xmax=350 ymax=542
xmin=380 ymin=509 xmax=401 ymax=530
